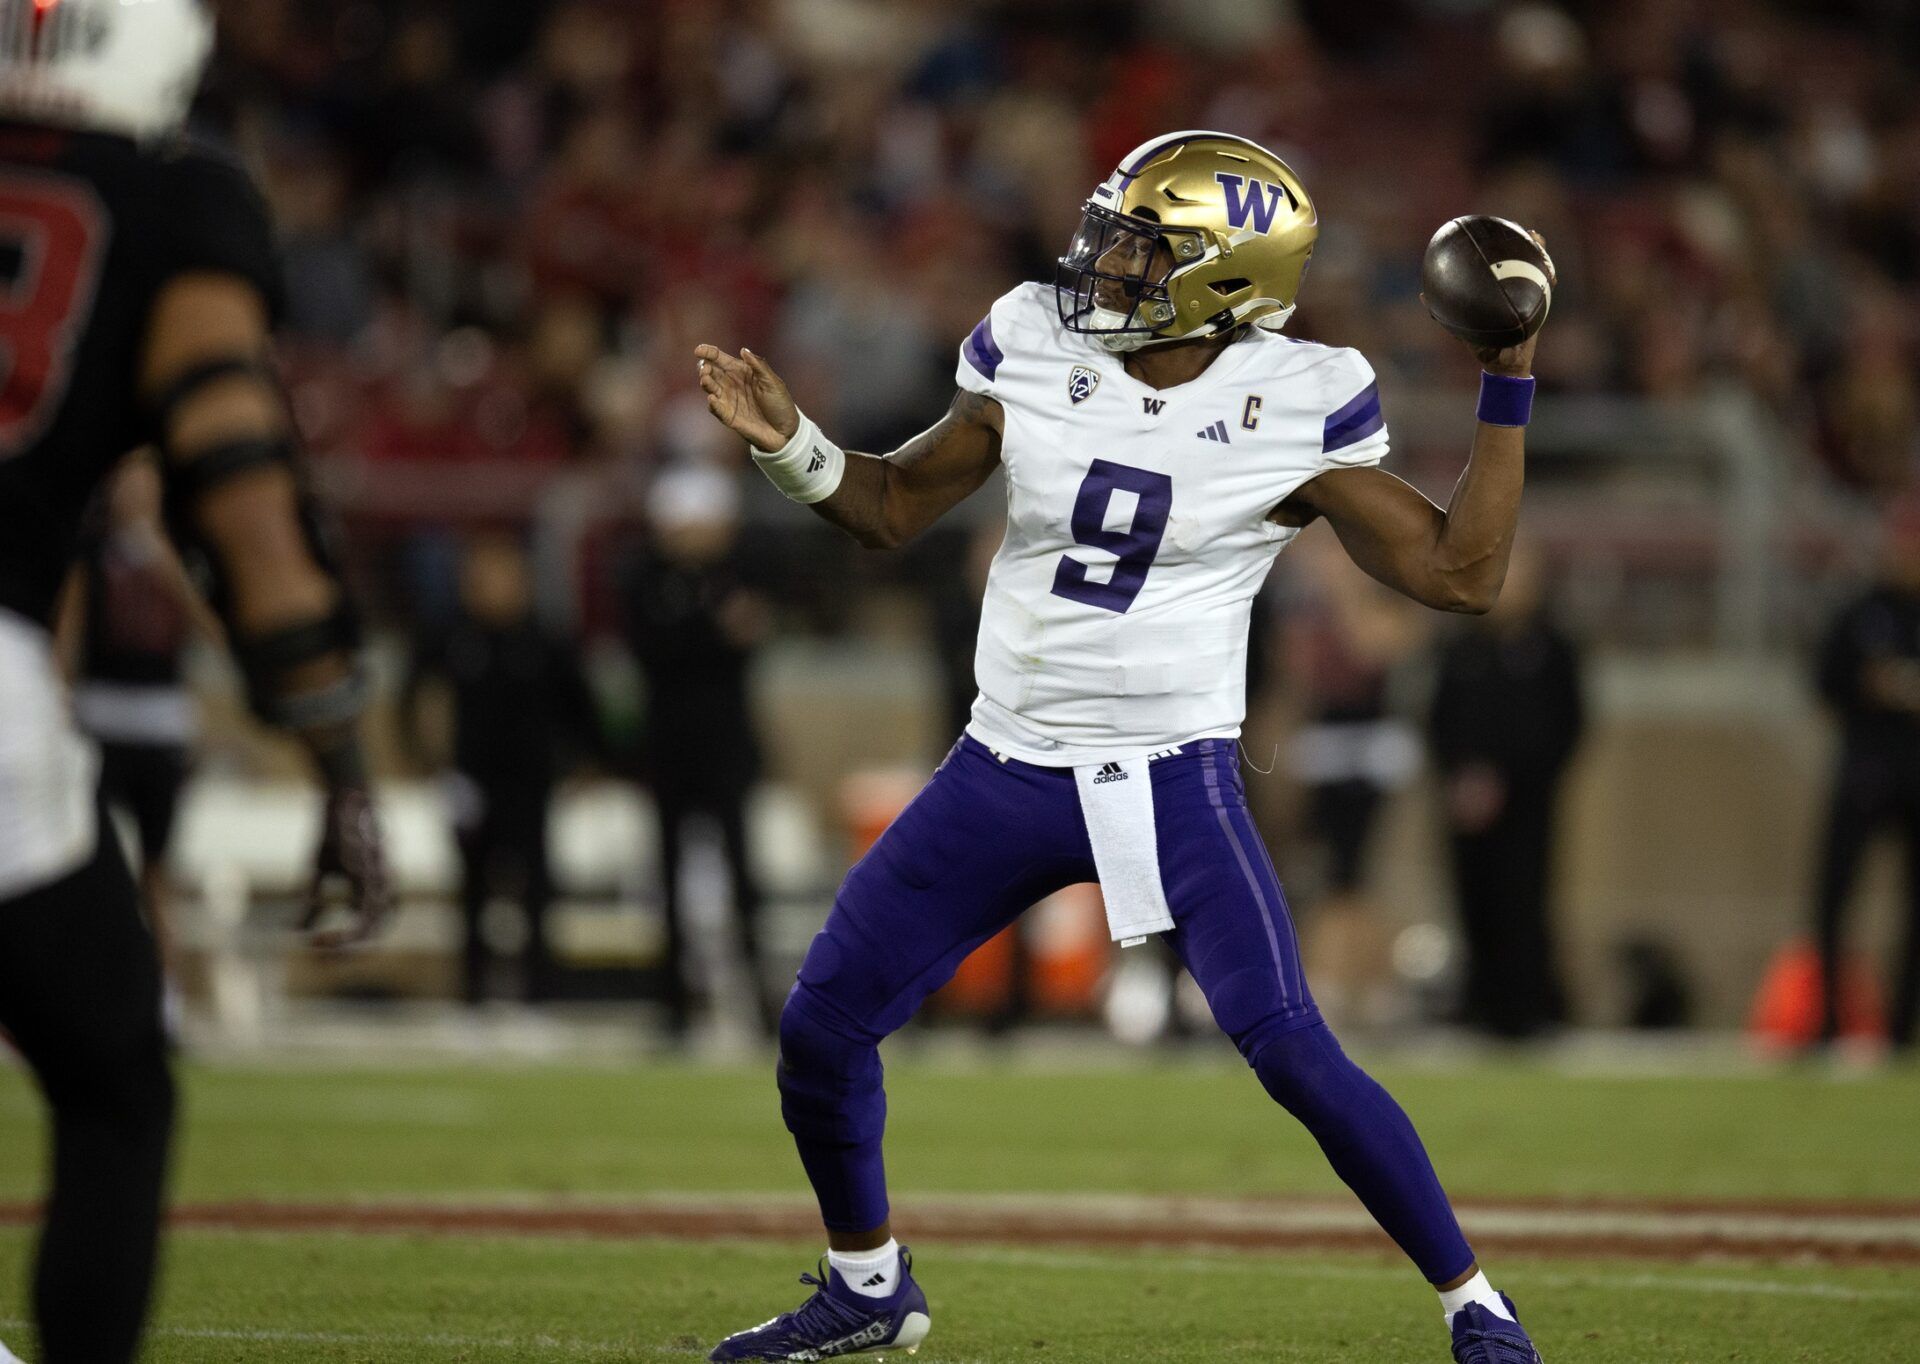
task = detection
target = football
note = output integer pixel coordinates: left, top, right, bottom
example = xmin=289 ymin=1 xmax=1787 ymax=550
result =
xmin=1421 ymin=215 xmax=1554 ymax=349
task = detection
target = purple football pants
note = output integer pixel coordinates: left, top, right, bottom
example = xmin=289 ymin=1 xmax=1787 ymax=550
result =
xmin=777 ymin=735 xmax=1476 ymax=1285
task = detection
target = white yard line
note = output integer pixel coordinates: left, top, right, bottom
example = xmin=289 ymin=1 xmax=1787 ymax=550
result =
xmin=505 ymin=1188 xmax=1920 ymax=1245
xmin=0 ymin=1319 xmax=634 ymax=1357
xmin=12 ymin=1188 xmax=1914 ymax=1250
xmin=935 ymin=1245 xmax=1920 ymax=1302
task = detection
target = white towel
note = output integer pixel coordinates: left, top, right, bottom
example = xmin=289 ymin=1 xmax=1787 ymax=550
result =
xmin=1073 ymin=756 xmax=1174 ymax=947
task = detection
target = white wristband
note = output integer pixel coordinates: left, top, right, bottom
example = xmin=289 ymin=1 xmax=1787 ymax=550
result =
xmin=751 ymin=411 xmax=845 ymax=505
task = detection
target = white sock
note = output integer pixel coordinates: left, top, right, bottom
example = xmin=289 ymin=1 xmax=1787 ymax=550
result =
xmin=828 ymin=1239 xmax=902 ymax=1299
xmin=1439 ymin=1270 xmax=1514 ymax=1324
xmin=0 ymin=1339 xmax=26 ymax=1364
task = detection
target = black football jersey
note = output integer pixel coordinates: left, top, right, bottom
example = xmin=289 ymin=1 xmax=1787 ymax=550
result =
xmin=0 ymin=119 xmax=279 ymax=630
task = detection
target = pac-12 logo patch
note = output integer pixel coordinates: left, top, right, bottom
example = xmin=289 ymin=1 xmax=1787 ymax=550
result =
xmin=1067 ymin=365 xmax=1100 ymax=404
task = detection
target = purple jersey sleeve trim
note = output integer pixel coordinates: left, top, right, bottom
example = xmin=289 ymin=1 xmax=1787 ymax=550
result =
xmin=962 ymin=315 xmax=1004 ymax=381
xmin=1322 ymin=380 xmax=1384 ymax=452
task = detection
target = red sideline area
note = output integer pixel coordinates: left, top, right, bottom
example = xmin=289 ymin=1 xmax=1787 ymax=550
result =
xmin=2 ymin=1197 xmax=1916 ymax=1267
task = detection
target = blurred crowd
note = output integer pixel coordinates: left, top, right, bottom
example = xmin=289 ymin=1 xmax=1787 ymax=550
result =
xmin=185 ymin=0 xmax=1920 ymax=637
xmin=118 ymin=0 xmax=1920 ymax=1040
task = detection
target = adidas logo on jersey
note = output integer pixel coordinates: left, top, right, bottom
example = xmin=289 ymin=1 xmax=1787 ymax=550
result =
xmin=1092 ymin=762 xmax=1128 ymax=784
xmin=1196 ymin=420 xmax=1231 ymax=444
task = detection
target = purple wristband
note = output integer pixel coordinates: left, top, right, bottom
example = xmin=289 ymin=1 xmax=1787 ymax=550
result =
xmin=1477 ymin=372 xmax=1535 ymax=427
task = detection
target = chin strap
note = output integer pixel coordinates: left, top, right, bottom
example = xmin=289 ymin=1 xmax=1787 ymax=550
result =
xmin=1109 ymin=320 xmax=1259 ymax=354
xmin=1250 ymin=301 xmax=1297 ymax=332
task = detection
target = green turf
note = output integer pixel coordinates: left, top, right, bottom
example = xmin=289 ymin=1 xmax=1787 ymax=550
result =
xmin=3 ymin=1056 xmax=1916 ymax=1204
xmin=3 ymin=1056 xmax=1918 ymax=1361
xmin=2 ymin=1228 xmax=1916 ymax=1363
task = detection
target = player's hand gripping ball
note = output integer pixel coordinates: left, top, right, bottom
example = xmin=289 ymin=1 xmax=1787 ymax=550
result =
xmin=1421 ymin=216 xmax=1555 ymax=352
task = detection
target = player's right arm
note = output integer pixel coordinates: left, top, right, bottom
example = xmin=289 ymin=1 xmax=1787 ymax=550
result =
xmin=141 ymin=271 xmax=390 ymax=946
xmin=695 ymin=345 xmax=1003 ymax=550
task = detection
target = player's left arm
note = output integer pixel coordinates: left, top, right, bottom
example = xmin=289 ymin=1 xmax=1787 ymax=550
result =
xmin=1274 ymin=276 xmax=1548 ymax=616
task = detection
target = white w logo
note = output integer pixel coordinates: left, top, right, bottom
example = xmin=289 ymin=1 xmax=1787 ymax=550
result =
xmin=1215 ymin=172 xmax=1288 ymax=235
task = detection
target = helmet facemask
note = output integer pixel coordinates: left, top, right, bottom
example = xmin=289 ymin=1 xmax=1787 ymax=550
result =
xmin=1055 ymin=131 xmax=1319 ymax=352
xmin=1056 ymin=202 xmax=1205 ymax=354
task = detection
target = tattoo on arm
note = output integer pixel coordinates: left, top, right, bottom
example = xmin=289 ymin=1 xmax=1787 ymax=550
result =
xmin=812 ymin=390 xmax=1003 ymax=550
xmin=892 ymin=391 xmax=998 ymax=467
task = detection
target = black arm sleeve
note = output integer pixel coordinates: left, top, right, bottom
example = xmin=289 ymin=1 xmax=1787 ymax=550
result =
xmin=147 ymin=143 xmax=283 ymax=320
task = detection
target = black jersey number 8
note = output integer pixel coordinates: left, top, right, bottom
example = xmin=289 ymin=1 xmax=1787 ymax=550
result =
xmin=1050 ymin=459 xmax=1173 ymax=614
xmin=0 ymin=173 xmax=107 ymax=459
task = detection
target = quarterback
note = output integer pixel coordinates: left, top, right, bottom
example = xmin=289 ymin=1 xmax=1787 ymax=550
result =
xmin=697 ymin=131 xmax=1551 ymax=1364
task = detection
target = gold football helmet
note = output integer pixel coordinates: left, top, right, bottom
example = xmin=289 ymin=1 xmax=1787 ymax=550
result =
xmin=1057 ymin=131 xmax=1318 ymax=352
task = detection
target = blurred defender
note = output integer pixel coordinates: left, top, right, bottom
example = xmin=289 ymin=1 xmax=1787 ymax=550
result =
xmin=699 ymin=133 xmax=1552 ymax=1363
xmin=0 ymin=3 xmax=388 ymax=1361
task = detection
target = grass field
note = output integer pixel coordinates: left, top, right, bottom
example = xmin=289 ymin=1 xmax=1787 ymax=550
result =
xmin=2 ymin=1051 xmax=1917 ymax=1361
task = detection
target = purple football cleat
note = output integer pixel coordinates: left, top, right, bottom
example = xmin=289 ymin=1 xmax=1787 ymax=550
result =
xmin=709 ymin=1249 xmax=931 ymax=1362
xmin=1450 ymin=1293 xmax=1543 ymax=1364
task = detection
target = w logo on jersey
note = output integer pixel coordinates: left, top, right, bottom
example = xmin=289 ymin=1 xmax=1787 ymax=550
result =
xmin=1067 ymin=365 xmax=1100 ymax=405
xmin=1215 ymin=172 xmax=1290 ymax=235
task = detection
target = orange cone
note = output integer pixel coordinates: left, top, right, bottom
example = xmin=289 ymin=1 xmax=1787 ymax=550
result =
xmin=1748 ymin=939 xmax=1885 ymax=1050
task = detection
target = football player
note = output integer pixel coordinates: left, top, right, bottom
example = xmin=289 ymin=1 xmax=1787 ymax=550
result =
xmin=698 ymin=132 xmax=1552 ymax=1363
xmin=0 ymin=4 xmax=389 ymax=1361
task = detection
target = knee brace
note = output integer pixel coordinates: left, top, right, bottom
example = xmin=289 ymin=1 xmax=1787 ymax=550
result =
xmin=776 ymin=984 xmax=887 ymax=1149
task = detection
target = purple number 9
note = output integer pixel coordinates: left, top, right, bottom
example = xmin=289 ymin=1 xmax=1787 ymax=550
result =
xmin=1050 ymin=459 xmax=1173 ymax=614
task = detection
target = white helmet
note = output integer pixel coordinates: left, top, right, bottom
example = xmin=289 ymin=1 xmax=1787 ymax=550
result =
xmin=0 ymin=0 xmax=214 ymax=140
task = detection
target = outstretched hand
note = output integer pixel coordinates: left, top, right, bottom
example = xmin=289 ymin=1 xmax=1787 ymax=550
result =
xmin=696 ymin=345 xmax=801 ymax=452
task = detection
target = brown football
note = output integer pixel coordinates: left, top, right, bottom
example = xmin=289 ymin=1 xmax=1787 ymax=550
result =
xmin=1421 ymin=216 xmax=1554 ymax=349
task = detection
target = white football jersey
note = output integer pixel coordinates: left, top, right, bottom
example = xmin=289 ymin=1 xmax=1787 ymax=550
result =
xmin=0 ymin=609 xmax=98 ymax=900
xmin=955 ymin=282 xmax=1389 ymax=765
